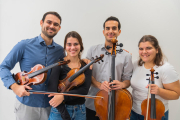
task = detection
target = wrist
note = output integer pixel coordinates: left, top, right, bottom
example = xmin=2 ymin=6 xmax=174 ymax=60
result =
xmin=10 ymin=83 xmax=18 ymax=90
xmin=158 ymin=87 xmax=162 ymax=95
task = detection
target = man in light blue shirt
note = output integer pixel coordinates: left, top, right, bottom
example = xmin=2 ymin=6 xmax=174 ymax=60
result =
xmin=0 ymin=11 xmax=64 ymax=120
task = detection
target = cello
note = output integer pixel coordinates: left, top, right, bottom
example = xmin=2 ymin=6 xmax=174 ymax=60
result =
xmin=141 ymin=68 xmax=165 ymax=120
xmin=94 ymin=38 xmax=132 ymax=120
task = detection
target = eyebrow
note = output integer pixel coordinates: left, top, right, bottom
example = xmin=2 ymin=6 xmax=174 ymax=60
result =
xmin=47 ymin=20 xmax=60 ymax=26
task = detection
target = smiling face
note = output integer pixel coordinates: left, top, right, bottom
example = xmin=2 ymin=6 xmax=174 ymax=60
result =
xmin=103 ymin=20 xmax=121 ymax=42
xmin=139 ymin=41 xmax=158 ymax=65
xmin=65 ymin=37 xmax=81 ymax=57
xmin=40 ymin=14 xmax=61 ymax=39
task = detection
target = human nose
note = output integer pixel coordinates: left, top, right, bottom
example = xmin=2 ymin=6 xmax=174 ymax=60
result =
xmin=109 ymin=28 xmax=113 ymax=33
xmin=71 ymin=45 xmax=76 ymax=49
xmin=49 ymin=23 xmax=55 ymax=28
xmin=142 ymin=49 xmax=147 ymax=53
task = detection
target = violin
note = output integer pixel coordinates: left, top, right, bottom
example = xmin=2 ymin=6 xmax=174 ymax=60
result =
xmin=14 ymin=60 xmax=70 ymax=86
xmin=58 ymin=54 xmax=104 ymax=93
xmin=27 ymin=54 xmax=104 ymax=100
xmin=94 ymin=38 xmax=132 ymax=120
xmin=141 ymin=68 xmax=165 ymax=120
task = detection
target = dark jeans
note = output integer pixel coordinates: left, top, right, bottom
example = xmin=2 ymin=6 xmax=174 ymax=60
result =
xmin=130 ymin=110 xmax=169 ymax=120
xmin=86 ymin=107 xmax=100 ymax=120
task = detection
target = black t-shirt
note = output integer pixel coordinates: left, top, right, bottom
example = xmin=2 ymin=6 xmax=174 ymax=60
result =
xmin=48 ymin=61 xmax=92 ymax=105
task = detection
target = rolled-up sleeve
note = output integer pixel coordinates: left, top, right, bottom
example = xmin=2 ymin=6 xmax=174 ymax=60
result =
xmin=0 ymin=40 xmax=25 ymax=89
xmin=121 ymin=54 xmax=133 ymax=81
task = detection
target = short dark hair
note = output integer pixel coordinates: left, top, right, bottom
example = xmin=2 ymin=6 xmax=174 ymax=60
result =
xmin=42 ymin=11 xmax=62 ymax=25
xmin=103 ymin=16 xmax=121 ymax=30
xmin=138 ymin=35 xmax=164 ymax=66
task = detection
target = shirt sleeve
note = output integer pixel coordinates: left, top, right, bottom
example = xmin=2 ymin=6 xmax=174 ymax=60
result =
xmin=121 ymin=53 xmax=133 ymax=81
xmin=47 ymin=66 xmax=62 ymax=92
xmin=86 ymin=46 xmax=93 ymax=60
xmin=0 ymin=40 xmax=26 ymax=89
xmin=161 ymin=63 xmax=179 ymax=84
xmin=63 ymin=68 xmax=92 ymax=102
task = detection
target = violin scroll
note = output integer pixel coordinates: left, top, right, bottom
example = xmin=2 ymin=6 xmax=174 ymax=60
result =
xmin=91 ymin=54 xmax=104 ymax=64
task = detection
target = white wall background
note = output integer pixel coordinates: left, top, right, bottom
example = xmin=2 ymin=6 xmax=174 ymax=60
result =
xmin=0 ymin=0 xmax=180 ymax=120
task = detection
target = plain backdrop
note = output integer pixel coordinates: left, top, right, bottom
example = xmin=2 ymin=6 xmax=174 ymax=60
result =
xmin=0 ymin=0 xmax=180 ymax=120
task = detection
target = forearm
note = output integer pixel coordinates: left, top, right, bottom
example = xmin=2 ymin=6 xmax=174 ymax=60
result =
xmin=91 ymin=76 xmax=101 ymax=89
xmin=158 ymin=88 xmax=179 ymax=100
xmin=0 ymin=68 xmax=16 ymax=89
xmin=122 ymin=80 xmax=130 ymax=88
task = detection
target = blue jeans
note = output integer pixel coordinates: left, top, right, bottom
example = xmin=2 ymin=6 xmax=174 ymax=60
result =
xmin=130 ymin=110 xmax=169 ymax=120
xmin=48 ymin=104 xmax=86 ymax=120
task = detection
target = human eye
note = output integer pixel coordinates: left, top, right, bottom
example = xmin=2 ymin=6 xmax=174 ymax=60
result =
xmin=74 ymin=43 xmax=79 ymax=46
xmin=66 ymin=43 xmax=71 ymax=46
xmin=146 ymin=47 xmax=152 ymax=50
xmin=47 ymin=20 xmax=52 ymax=24
xmin=112 ymin=26 xmax=117 ymax=30
xmin=54 ymin=23 xmax=59 ymax=26
xmin=139 ymin=48 xmax=143 ymax=50
xmin=106 ymin=27 xmax=110 ymax=30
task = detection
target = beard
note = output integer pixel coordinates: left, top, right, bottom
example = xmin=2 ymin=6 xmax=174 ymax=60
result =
xmin=42 ymin=27 xmax=57 ymax=39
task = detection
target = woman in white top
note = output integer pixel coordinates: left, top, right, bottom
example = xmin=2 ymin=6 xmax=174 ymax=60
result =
xmin=130 ymin=35 xmax=180 ymax=120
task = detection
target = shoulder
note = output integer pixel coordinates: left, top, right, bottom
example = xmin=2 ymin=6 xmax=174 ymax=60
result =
xmin=88 ymin=44 xmax=103 ymax=51
xmin=132 ymin=60 xmax=140 ymax=70
xmin=53 ymin=41 xmax=64 ymax=50
xmin=157 ymin=62 xmax=177 ymax=74
xmin=121 ymin=50 xmax=132 ymax=58
xmin=156 ymin=62 xmax=179 ymax=83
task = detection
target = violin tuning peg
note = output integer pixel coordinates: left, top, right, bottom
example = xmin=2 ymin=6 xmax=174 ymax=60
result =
xmin=105 ymin=52 xmax=110 ymax=55
xmin=106 ymin=46 xmax=111 ymax=50
xmin=119 ymin=43 xmax=123 ymax=47
xmin=98 ymin=61 xmax=100 ymax=64
xmin=120 ymin=49 xmax=123 ymax=52
xmin=91 ymin=57 xmax=94 ymax=60
xmin=101 ymin=59 xmax=104 ymax=62
xmin=146 ymin=74 xmax=150 ymax=76
xmin=146 ymin=79 xmax=150 ymax=81
xmin=154 ymin=72 xmax=158 ymax=75
xmin=155 ymin=76 xmax=159 ymax=79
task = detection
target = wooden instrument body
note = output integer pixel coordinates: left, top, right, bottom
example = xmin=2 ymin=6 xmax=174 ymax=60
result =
xmin=14 ymin=64 xmax=47 ymax=86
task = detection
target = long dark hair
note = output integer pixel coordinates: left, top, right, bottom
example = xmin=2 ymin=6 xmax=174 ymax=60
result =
xmin=138 ymin=35 xmax=164 ymax=66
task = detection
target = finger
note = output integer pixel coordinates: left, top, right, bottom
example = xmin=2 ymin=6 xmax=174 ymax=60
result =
xmin=25 ymin=92 xmax=31 ymax=96
xmin=48 ymin=94 xmax=55 ymax=97
xmin=145 ymin=85 xmax=149 ymax=88
xmin=24 ymin=85 xmax=32 ymax=90
xmin=90 ymin=64 xmax=93 ymax=70
xmin=123 ymin=49 xmax=129 ymax=53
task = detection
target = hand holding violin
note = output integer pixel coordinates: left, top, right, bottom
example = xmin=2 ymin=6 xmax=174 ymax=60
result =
xmin=146 ymin=84 xmax=161 ymax=95
xmin=10 ymin=83 xmax=32 ymax=97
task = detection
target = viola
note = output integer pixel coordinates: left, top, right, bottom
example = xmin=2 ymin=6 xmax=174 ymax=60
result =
xmin=94 ymin=38 xmax=132 ymax=120
xmin=14 ymin=60 xmax=70 ymax=86
xmin=141 ymin=68 xmax=165 ymax=120
xmin=58 ymin=54 xmax=104 ymax=93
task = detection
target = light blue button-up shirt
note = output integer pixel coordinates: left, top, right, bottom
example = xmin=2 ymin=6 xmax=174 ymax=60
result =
xmin=0 ymin=35 xmax=64 ymax=107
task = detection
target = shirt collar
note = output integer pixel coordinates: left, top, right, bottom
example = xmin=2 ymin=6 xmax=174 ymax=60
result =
xmin=101 ymin=44 xmax=106 ymax=50
xmin=38 ymin=35 xmax=55 ymax=48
